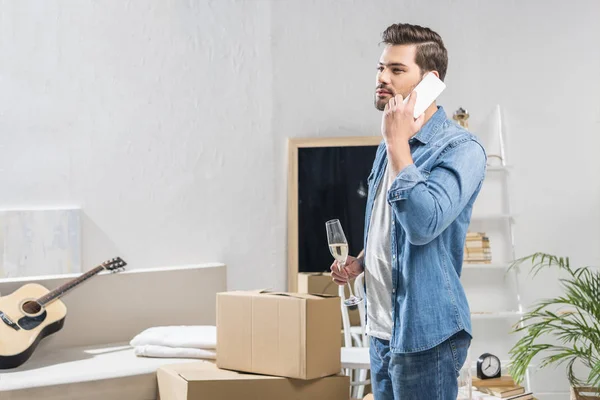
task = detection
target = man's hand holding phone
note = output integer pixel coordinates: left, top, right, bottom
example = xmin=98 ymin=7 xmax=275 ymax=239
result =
xmin=382 ymin=71 xmax=446 ymax=149
xmin=382 ymin=91 xmax=422 ymax=176
xmin=381 ymin=91 xmax=425 ymax=146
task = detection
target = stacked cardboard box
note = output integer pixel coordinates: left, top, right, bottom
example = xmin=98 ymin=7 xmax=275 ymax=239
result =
xmin=297 ymin=271 xmax=361 ymax=326
xmin=297 ymin=273 xmax=373 ymax=395
xmin=157 ymin=362 xmax=348 ymax=399
xmin=157 ymin=290 xmax=349 ymax=399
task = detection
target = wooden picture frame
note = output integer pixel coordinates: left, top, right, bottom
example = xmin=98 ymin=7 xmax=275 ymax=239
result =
xmin=287 ymin=136 xmax=381 ymax=292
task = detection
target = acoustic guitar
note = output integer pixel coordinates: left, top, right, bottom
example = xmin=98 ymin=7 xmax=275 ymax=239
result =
xmin=0 ymin=257 xmax=126 ymax=369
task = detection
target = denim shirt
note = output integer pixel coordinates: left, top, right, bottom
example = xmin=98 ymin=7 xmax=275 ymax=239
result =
xmin=363 ymin=106 xmax=487 ymax=353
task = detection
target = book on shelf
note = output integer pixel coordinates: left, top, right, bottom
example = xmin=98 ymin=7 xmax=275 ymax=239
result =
xmin=472 ymin=391 xmax=534 ymax=400
xmin=466 ymin=231 xmax=485 ymax=237
xmin=508 ymin=394 xmax=534 ymax=400
xmin=464 ymin=231 xmax=492 ymax=263
xmin=472 ymin=375 xmax=516 ymax=387
xmin=471 ymin=374 xmax=536 ymax=399
xmin=464 ymin=238 xmax=491 ymax=248
xmin=476 ymin=385 xmax=528 ymax=398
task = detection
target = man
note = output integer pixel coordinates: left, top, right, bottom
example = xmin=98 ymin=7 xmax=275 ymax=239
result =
xmin=331 ymin=23 xmax=487 ymax=399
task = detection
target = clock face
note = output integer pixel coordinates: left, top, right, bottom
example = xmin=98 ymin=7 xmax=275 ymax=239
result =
xmin=481 ymin=355 xmax=501 ymax=377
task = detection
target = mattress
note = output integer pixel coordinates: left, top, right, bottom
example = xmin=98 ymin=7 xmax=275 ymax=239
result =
xmin=0 ymin=342 xmax=201 ymax=400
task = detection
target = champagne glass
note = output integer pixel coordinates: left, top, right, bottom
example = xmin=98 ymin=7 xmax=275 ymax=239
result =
xmin=325 ymin=219 xmax=362 ymax=306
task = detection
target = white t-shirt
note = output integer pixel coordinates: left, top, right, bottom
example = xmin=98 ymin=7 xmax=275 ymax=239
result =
xmin=365 ymin=163 xmax=394 ymax=340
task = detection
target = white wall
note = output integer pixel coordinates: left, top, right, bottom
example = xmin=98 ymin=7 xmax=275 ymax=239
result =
xmin=273 ymin=3 xmax=600 ymax=397
xmin=272 ymin=1 xmax=600 ymax=397
xmin=1 ymin=0 xmax=599 ymax=397
xmin=0 ymin=0 xmax=277 ymax=291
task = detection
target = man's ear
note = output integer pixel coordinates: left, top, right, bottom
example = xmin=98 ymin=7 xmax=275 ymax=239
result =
xmin=420 ymin=70 xmax=440 ymax=80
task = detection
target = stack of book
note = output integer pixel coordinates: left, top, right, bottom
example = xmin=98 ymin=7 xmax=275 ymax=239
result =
xmin=472 ymin=375 xmax=535 ymax=399
xmin=464 ymin=232 xmax=492 ymax=263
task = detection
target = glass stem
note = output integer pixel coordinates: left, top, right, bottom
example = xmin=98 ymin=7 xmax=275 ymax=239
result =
xmin=338 ymin=260 xmax=356 ymax=298
xmin=346 ymin=282 xmax=356 ymax=298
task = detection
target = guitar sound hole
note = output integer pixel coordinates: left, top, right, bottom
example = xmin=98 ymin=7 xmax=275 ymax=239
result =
xmin=22 ymin=300 xmax=42 ymax=315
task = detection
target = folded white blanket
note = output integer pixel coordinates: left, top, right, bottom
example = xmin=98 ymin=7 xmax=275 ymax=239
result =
xmin=130 ymin=325 xmax=216 ymax=349
xmin=134 ymin=344 xmax=216 ymax=359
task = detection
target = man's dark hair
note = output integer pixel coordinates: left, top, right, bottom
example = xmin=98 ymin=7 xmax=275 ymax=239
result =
xmin=381 ymin=23 xmax=448 ymax=81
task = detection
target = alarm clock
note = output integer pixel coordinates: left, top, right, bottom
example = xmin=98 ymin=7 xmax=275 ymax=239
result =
xmin=476 ymin=353 xmax=501 ymax=379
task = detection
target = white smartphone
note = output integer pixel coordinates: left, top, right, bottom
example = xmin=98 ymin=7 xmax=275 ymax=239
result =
xmin=402 ymin=71 xmax=446 ymax=119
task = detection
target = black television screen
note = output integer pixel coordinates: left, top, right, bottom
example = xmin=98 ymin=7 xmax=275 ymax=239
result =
xmin=297 ymin=144 xmax=379 ymax=273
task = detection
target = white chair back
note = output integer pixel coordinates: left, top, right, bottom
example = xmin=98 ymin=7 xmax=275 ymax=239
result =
xmin=353 ymin=272 xmax=368 ymax=347
xmin=339 ymin=284 xmax=353 ymax=347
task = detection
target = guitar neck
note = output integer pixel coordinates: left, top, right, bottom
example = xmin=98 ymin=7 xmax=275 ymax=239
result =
xmin=37 ymin=266 xmax=105 ymax=306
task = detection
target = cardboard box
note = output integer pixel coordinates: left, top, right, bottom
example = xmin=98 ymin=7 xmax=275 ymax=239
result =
xmin=216 ymin=290 xmax=341 ymax=380
xmin=157 ymin=362 xmax=350 ymax=400
xmin=297 ymin=272 xmax=362 ymax=327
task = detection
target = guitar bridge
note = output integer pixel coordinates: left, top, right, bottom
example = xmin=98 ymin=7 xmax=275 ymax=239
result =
xmin=0 ymin=310 xmax=20 ymax=331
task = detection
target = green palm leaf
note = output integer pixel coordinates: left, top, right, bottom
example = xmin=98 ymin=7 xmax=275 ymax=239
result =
xmin=507 ymin=253 xmax=600 ymax=389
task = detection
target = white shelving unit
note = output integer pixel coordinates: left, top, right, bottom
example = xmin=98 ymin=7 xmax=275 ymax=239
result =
xmin=463 ymin=263 xmax=509 ymax=270
xmin=470 ymin=213 xmax=516 ymax=221
xmin=471 ymin=311 xmax=524 ymax=320
xmin=486 ymin=165 xmax=512 ymax=172
xmin=462 ymin=105 xmax=533 ymax=392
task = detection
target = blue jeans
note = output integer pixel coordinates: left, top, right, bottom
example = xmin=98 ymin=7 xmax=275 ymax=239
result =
xmin=369 ymin=330 xmax=471 ymax=400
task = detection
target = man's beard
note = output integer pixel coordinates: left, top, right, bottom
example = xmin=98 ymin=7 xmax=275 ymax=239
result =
xmin=374 ymin=75 xmax=423 ymax=112
xmin=374 ymin=95 xmax=387 ymax=111
xmin=374 ymin=84 xmax=397 ymax=111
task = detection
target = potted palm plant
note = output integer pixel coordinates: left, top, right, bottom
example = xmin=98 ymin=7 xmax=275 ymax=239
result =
xmin=507 ymin=253 xmax=600 ymax=399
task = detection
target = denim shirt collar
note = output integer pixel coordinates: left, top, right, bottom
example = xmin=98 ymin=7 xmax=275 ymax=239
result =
xmin=409 ymin=106 xmax=446 ymax=145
